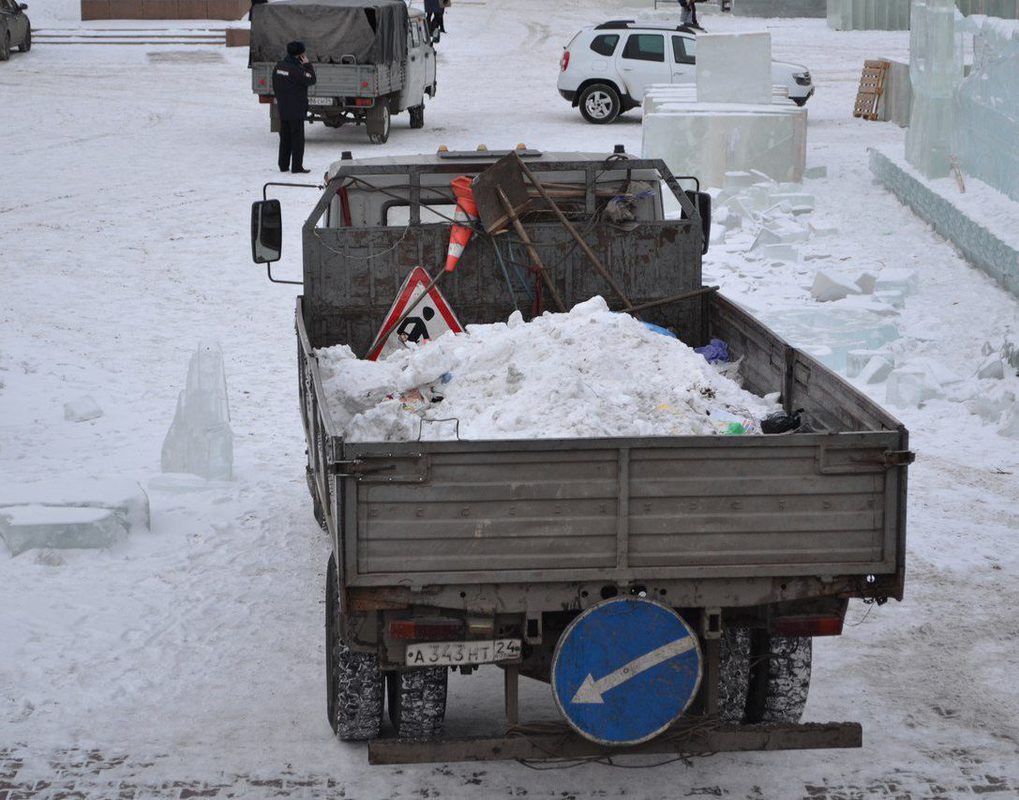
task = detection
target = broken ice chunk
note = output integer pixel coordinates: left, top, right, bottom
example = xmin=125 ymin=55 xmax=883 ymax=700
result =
xmin=762 ymin=244 xmax=799 ymax=262
xmin=64 ymin=396 xmax=103 ymax=422
xmin=854 ymin=272 xmax=878 ymax=294
xmin=998 ymin=403 xmax=1019 ymax=438
xmin=811 ymin=271 xmax=862 ymax=302
xmin=875 ymin=269 xmax=919 ymax=296
xmin=977 ymin=359 xmax=1006 ymax=380
xmin=847 ymin=349 xmax=889 ymax=377
xmin=0 ymin=478 xmax=149 ymax=532
xmin=859 ymin=356 xmax=894 ymax=384
xmin=885 ymin=368 xmax=941 ymax=407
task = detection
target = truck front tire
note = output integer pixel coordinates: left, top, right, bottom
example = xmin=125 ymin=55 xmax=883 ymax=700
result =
xmin=387 ymin=667 xmax=448 ymax=737
xmin=409 ymin=105 xmax=425 ymax=129
xmin=0 ymin=30 xmax=10 ymax=61
xmin=326 ymin=554 xmax=384 ymax=740
xmin=19 ymin=24 xmax=30 ymax=52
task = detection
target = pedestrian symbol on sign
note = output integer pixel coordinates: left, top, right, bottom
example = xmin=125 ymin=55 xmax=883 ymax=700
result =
xmin=397 ymin=307 xmax=435 ymax=344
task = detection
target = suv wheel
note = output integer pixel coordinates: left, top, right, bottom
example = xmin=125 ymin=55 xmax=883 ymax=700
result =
xmin=578 ymin=83 xmax=621 ymax=124
xmin=19 ymin=24 xmax=30 ymax=52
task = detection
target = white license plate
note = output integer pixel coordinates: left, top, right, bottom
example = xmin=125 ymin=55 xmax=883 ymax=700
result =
xmin=308 ymin=97 xmax=334 ymax=106
xmin=405 ymin=639 xmax=521 ymax=667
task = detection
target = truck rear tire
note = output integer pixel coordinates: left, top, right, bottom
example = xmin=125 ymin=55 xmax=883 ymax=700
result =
xmin=718 ymin=627 xmax=752 ymax=723
xmin=387 ymin=667 xmax=448 ymax=738
xmin=326 ymin=554 xmax=384 ymax=741
xmin=409 ymin=105 xmax=425 ymax=129
xmin=366 ymin=101 xmax=391 ymax=144
xmin=745 ymin=632 xmax=812 ymax=724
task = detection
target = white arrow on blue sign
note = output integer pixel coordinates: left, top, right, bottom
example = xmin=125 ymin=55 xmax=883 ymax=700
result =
xmin=551 ymin=597 xmax=703 ymax=746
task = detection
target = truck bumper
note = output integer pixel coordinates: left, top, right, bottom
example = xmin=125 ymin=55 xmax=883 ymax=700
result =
xmin=369 ymin=721 xmax=863 ymax=765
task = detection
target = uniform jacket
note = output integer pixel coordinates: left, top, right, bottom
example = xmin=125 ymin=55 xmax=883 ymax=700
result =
xmin=272 ymin=55 xmax=317 ymax=122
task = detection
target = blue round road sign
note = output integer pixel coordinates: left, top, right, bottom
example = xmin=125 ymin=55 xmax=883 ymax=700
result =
xmin=551 ymin=597 xmax=702 ymax=746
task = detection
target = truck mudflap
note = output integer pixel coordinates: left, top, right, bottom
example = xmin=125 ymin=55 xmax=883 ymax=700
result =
xmin=367 ymin=721 xmax=863 ymax=765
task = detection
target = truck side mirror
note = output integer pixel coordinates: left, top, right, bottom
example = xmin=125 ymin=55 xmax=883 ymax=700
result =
xmin=251 ymin=199 xmax=282 ymax=264
xmin=683 ymin=190 xmax=712 ymax=255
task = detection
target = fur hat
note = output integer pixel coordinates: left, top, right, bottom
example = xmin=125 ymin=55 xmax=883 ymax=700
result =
xmin=286 ymin=41 xmax=306 ymax=56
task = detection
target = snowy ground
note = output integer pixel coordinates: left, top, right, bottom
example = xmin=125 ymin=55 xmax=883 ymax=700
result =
xmin=2 ymin=0 xmax=1018 ymax=797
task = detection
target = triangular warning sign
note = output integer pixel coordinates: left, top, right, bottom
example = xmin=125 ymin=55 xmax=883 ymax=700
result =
xmin=366 ymin=266 xmax=464 ymax=361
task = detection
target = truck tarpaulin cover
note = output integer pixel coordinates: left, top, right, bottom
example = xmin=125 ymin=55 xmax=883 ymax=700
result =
xmin=250 ymin=0 xmax=408 ymax=65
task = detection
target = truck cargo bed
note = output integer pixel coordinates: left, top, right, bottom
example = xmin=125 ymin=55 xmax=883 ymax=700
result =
xmin=298 ymin=292 xmax=908 ymax=603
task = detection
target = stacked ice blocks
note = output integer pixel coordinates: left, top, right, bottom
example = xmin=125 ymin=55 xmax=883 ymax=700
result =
xmin=642 ymin=33 xmax=807 ymax=187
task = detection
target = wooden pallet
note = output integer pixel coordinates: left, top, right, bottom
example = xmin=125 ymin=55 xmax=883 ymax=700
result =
xmin=853 ymin=59 xmax=891 ymax=121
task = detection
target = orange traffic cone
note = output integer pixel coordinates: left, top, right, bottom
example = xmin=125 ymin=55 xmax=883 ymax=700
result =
xmin=444 ymin=176 xmax=479 ymax=273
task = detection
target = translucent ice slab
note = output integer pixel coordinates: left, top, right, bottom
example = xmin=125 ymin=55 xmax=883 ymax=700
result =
xmin=642 ymin=104 xmax=807 ymax=188
xmin=827 ymin=0 xmax=911 ymax=30
xmin=0 ymin=505 xmax=128 ymax=556
xmin=758 ymin=307 xmax=900 ymax=373
xmin=696 ymin=33 xmax=773 ymax=105
xmin=954 ymin=16 xmax=1019 ymax=202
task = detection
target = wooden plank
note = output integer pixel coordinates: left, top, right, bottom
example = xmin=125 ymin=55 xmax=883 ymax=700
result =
xmin=853 ymin=59 xmax=890 ymax=121
xmin=368 ymin=721 xmax=863 ymax=765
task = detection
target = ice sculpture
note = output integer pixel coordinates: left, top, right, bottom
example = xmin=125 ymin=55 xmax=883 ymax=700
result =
xmin=953 ymin=16 xmax=1019 ymax=202
xmin=161 ymin=342 xmax=234 ymax=481
xmin=905 ymin=0 xmax=964 ymax=179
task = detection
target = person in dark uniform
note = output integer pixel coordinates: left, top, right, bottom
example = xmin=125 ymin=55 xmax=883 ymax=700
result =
xmin=424 ymin=0 xmax=446 ymax=42
xmin=272 ymin=41 xmax=316 ymax=174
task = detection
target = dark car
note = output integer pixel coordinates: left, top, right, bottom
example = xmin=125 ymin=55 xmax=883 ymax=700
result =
xmin=0 ymin=0 xmax=30 ymax=61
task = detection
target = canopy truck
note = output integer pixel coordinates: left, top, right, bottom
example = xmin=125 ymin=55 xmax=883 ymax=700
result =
xmin=249 ymin=0 xmax=436 ymax=144
xmin=249 ymin=147 xmax=912 ymax=764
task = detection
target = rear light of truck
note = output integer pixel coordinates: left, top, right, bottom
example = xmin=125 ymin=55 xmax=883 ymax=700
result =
xmin=560 ymin=51 xmax=570 ymax=71
xmin=258 ymin=94 xmax=273 ymax=104
xmin=354 ymin=98 xmax=372 ymax=107
xmin=771 ymin=616 xmax=844 ymax=637
xmin=389 ymin=618 xmax=464 ymax=641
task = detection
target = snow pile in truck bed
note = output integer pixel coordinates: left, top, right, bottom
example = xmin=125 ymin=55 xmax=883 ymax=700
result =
xmin=316 ymin=296 xmax=781 ymax=442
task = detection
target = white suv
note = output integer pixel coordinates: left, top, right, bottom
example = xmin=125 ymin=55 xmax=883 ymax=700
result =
xmin=557 ymin=21 xmax=814 ymax=124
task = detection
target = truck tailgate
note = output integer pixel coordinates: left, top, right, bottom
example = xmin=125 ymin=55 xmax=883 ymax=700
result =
xmin=251 ymin=62 xmax=404 ymax=97
xmin=340 ymin=433 xmax=901 ymax=585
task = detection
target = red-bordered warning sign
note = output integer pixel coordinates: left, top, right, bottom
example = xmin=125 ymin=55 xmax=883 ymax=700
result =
xmin=366 ymin=266 xmax=464 ymax=361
